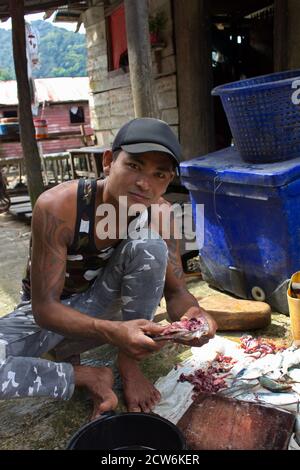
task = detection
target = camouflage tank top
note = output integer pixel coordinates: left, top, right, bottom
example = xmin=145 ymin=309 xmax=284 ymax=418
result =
xmin=22 ymin=178 xmax=117 ymax=300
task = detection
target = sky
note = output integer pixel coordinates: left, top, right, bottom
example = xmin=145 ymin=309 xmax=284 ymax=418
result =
xmin=0 ymin=12 xmax=85 ymax=33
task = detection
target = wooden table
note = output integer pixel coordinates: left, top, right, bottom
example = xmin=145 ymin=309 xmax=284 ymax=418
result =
xmin=67 ymin=146 xmax=109 ymax=179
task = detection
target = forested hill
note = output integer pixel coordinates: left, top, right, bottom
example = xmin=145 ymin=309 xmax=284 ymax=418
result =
xmin=0 ymin=20 xmax=87 ymax=80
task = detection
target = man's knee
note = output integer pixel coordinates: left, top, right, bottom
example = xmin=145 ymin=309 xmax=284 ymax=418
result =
xmin=124 ymin=229 xmax=168 ymax=269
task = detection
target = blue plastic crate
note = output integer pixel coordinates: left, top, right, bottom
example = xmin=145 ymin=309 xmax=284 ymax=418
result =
xmin=212 ymin=69 xmax=300 ymax=163
xmin=180 ymin=146 xmax=300 ymax=313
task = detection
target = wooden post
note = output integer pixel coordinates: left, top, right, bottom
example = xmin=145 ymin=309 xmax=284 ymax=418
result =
xmin=174 ymin=0 xmax=215 ymax=159
xmin=10 ymin=0 xmax=44 ymax=207
xmin=274 ymin=0 xmax=288 ymax=71
xmin=286 ymin=0 xmax=300 ymax=69
xmin=124 ymin=0 xmax=159 ymax=118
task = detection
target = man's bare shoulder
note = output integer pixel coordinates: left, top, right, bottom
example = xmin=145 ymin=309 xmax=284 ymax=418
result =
xmin=32 ymin=181 xmax=79 ymax=246
xmin=34 ymin=180 xmax=78 ymax=214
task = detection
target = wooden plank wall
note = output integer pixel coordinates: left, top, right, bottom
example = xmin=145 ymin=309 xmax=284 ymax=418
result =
xmin=83 ymin=0 xmax=179 ymax=146
xmin=0 ymin=102 xmax=91 ymax=158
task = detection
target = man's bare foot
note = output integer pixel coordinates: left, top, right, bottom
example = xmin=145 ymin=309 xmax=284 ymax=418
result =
xmin=118 ymin=351 xmax=161 ymax=413
xmin=74 ymin=365 xmax=118 ymax=420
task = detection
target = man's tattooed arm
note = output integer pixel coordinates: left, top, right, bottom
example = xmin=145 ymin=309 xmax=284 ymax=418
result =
xmin=31 ymin=204 xmax=73 ymax=304
xmin=29 ymin=192 xmax=125 ymax=343
xmin=165 ymin=233 xmax=185 ymax=280
xmin=160 ymin=207 xmax=201 ymax=322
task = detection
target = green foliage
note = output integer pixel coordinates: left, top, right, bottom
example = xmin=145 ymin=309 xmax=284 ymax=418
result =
xmin=0 ymin=28 xmax=14 ymax=79
xmin=0 ymin=68 xmax=12 ymax=80
xmin=0 ymin=20 xmax=87 ymax=80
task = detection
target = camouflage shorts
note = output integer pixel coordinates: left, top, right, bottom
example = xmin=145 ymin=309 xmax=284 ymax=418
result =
xmin=0 ymin=229 xmax=168 ymax=400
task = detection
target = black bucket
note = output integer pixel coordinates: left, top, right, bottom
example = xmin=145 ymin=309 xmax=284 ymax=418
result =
xmin=67 ymin=412 xmax=186 ymax=450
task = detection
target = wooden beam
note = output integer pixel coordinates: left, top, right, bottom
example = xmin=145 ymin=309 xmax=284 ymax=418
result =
xmin=0 ymin=1 xmax=87 ymax=20
xmin=174 ymin=0 xmax=215 ymax=160
xmin=273 ymin=0 xmax=288 ymax=71
xmin=212 ymin=0 xmax=272 ymax=17
xmin=9 ymin=0 xmax=44 ymax=207
xmin=286 ymin=0 xmax=300 ymax=69
xmin=124 ymin=0 xmax=159 ymax=118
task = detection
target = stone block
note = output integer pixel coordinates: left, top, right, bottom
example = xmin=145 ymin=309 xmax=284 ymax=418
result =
xmin=199 ymin=293 xmax=271 ymax=331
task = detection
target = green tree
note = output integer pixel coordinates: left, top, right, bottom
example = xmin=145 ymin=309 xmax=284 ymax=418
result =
xmin=0 ymin=68 xmax=13 ymax=80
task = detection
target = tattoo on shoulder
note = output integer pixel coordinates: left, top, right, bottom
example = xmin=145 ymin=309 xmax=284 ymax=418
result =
xmin=163 ymin=211 xmax=184 ymax=280
xmin=34 ymin=207 xmax=72 ymax=248
xmin=33 ymin=207 xmax=73 ymax=296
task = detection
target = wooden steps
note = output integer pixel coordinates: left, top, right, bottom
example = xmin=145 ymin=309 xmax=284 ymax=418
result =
xmin=9 ymin=195 xmax=30 ymax=204
xmin=9 ymin=194 xmax=32 ymax=219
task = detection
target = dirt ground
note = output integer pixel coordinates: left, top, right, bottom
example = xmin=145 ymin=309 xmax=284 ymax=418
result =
xmin=0 ymin=211 xmax=292 ymax=449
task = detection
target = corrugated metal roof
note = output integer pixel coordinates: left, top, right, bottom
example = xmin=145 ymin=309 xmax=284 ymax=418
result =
xmin=0 ymin=76 xmax=90 ymax=105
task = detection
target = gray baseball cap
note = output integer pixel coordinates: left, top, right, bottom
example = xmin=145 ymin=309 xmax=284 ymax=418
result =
xmin=112 ymin=118 xmax=181 ymax=166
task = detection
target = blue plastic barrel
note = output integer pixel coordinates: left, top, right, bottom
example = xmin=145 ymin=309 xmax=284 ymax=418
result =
xmin=180 ymin=146 xmax=300 ymax=313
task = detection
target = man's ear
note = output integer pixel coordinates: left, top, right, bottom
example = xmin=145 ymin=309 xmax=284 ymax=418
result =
xmin=169 ymin=170 xmax=176 ymax=183
xmin=103 ymin=150 xmax=113 ymax=176
xmin=162 ymin=171 xmax=176 ymax=196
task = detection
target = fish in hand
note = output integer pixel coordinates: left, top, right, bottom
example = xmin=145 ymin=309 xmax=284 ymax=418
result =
xmin=152 ymin=317 xmax=209 ymax=341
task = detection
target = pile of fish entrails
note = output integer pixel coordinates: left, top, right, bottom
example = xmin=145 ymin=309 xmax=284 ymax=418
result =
xmin=240 ymin=335 xmax=286 ymax=359
xmin=178 ymin=335 xmax=300 ymax=405
xmin=179 ymin=353 xmax=236 ymax=396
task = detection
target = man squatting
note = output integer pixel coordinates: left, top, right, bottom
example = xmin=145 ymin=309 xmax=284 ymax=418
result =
xmin=0 ymin=118 xmax=216 ymax=419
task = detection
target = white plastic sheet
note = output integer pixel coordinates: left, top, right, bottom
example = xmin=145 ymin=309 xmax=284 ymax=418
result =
xmin=153 ymin=335 xmax=300 ymax=449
